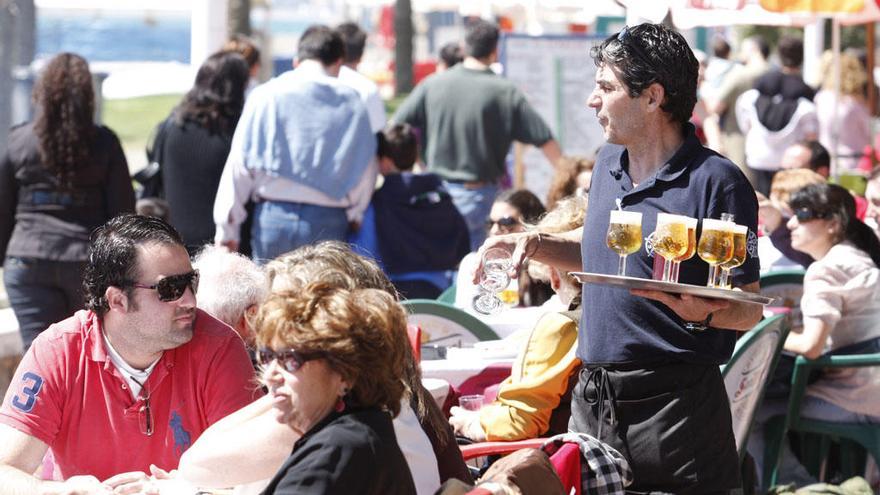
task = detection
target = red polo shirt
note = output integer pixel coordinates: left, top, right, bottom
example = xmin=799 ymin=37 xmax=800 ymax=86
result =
xmin=0 ymin=309 xmax=261 ymax=480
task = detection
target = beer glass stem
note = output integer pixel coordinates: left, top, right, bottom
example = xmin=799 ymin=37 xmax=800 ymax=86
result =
xmin=706 ymin=264 xmax=716 ymax=287
xmin=662 ymin=258 xmax=673 ymax=282
xmin=671 ymin=261 xmax=681 ymax=283
xmin=617 ymin=254 xmax=627 ymax=276
xmin=719 ymin=267 xmax=731 ymax=289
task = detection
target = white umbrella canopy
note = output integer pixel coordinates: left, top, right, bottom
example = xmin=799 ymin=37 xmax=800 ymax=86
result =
xmin=619 ymin=0 xmax=880 ymax=28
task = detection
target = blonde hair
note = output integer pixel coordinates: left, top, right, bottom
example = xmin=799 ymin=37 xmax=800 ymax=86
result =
xmin=820 ymin=51 xmax=867 ymax=97
xmin=769 ymin=169 xmax=827 ymax=205
xmin=254 ymin=283 xmax=408 ymax=416
xmin=527 ymin=195 xmax=588 ymax=281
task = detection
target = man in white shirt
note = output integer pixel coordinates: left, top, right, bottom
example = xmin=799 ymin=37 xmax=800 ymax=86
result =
xmin=213 ymin=25 xmax=377 ymax=262
xmin=336 ymin=22 xmax=386 ymax=134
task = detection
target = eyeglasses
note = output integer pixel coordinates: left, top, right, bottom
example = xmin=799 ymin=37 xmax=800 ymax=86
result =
xmin=486 ymin=216 xmax=520 ymax=231
xmin=129 ymin=270 xmax=199 ymax=302
xmin=616 ymin=25 xmax=654 ymax=69
xmin=793 ymin=207 xmax=831 ymax=222
xmin=129 ymin=376 xmax=153 ymax=436
xmin=256 ymin=347 xmax=323 ymax=373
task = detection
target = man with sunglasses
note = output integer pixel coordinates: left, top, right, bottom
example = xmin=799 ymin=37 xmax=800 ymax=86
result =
xmin=480 ymin=24 xmax=762 ymax=494
xmin=0 ymin=214 xmax=259 ymax=493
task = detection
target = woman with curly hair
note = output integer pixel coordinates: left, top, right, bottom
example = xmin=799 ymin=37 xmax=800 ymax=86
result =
xmin=0 ymin=52 xmax=135 ymax=349
xmin=150 ymin=50 xmax=249 ymax=253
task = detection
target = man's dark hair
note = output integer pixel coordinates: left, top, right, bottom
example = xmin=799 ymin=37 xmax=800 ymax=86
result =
xmin=778 ymin=36 xmax=804 ymax=68
xmin=464 ymin=19 xmax=499 ymax=59
xmin=803 ymin=139 xmax=830 ymax=172
xmin=378 ymin=124 xmax=418 ymax=172
xmin=712 ymin=36 xmax=731 ymax=59
xmin=297 ymin=25 xmax=345 ymax=66
xmin=336 ymin=22 xmax=367 ymax=64
xmin=439 ymin=42 xmax=463 ymax=68
xmin=82 ymin=214 xmax=184 ymax=317
xmin=591 ymin=23 xmax=699 ymax=126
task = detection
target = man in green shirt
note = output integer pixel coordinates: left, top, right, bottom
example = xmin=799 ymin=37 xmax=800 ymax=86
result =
xmin=393 ymin=20 xmax=561 ymax=249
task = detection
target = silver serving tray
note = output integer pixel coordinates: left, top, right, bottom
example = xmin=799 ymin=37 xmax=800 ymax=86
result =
xmin=570 ymin=272 xmax=775 ymax=306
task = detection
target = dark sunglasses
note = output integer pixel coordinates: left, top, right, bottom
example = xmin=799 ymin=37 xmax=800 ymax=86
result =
xmin=486 ymin=216 xmax=520 ymax=230
xmin=129 ymin=270 xmax=199 ymax=302
xmin=256 ymin=347 xmax=322 ymax=373
xmin=793 ymin=207 xmax=831 ymax=222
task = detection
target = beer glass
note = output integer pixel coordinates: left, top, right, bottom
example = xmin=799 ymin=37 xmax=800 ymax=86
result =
xmin=717 ymin=224 xmax=748 ymax=289
xmin=472 ymin=247 xmax=513 ymax=315
xmin=650 ymin=213 xmax=689 ymax=282
xmin=606 ymin=210 xmax=643 ymax=276
xmin=697 ymin=219 xmax=734 ymax=287
xmin=669 ymin=216 xmax=698 ymax=282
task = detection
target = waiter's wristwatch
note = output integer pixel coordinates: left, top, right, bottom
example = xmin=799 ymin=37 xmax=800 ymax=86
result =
xmin=685 ymin=312 xmax=713 ymax=332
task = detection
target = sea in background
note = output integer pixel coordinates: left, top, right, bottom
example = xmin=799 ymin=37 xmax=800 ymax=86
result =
xmin=37 ymin=9 xmax=192 ymax=63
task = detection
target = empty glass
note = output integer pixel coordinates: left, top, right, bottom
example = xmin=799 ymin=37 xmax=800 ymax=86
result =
xmin=472 ymin=247 xmax=513 ymax=315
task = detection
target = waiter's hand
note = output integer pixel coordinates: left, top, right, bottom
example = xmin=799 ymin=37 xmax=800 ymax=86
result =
xmin=630 ymin=289 xmax=730 ymax=323
xmin=471 ymin=232 xmax=535 ymax=284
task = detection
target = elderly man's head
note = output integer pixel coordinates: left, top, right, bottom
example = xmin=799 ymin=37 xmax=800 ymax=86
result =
xmin=192 ymin=245 xmax=269 ymax=344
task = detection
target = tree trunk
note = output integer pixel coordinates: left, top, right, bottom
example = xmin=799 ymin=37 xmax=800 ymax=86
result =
xmin=394 ymin=0 xmax=413 ymax=95
xmin=227 ymin=0 xmax=251 ymax=37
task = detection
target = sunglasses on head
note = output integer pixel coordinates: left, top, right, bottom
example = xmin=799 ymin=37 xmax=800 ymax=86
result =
xmin=129 ymin=270 xmax=199 ymax=302
xmin=486 ymin=216 xmax=520 ymax=230
xmin=256 ymin=347 xmax=323 ymax=373
xmin=793 ymin=207 xmax=831 ymax=223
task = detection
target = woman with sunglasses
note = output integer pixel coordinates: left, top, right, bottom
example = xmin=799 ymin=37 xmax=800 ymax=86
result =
xmin=748 ymin=183 xmax=880 ymax=487
xmin=455 ymin=189 xmax=551 ymax=310
xmin=0 ymin=53 xmax=136 ymax=350
xmin=254 ymin=282 xmax=416 ymax=494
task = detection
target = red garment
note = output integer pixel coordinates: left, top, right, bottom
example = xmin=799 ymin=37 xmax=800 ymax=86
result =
xmin=0 ymin=309 xmax=260 ymax=480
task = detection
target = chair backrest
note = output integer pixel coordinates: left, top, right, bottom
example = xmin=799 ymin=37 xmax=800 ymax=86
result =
xmin=722 ymin=313 xmax=791 ymax=460
xmin=760 ymin=269 xmax=805 ymax=331
xmin=437 ymin=283 xmax=457 ymax=304
xmin=402 ymin=299 xmax=500 ymax=345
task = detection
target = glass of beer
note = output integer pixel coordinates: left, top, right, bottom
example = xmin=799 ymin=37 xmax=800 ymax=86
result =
xmin=650 ymin=213 xmax=689 ymax=282
xmin=472 ymin=247 xmax=513 ymax=315
xmin=606 ymin=210 xmax=643 ymax=277
xmin=697 ymin=218 xmax=734 ymax=287
xmin=717 ymin=224 xmax=748 ymax=289
xmin=669 ymin=216 xmax=698 ymax=283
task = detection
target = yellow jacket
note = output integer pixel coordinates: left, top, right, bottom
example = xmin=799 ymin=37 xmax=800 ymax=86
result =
xmin=479 ymin=311 xmax=581 ymax=441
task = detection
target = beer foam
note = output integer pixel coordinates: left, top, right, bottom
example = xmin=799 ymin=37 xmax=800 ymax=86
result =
xmin=609 ymin=210 xmax=642 ymax=224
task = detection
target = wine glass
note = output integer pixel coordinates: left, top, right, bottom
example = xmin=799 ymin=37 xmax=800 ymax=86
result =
xmin=697 ymin=218 xmax=734 ymax=287
xmin=606 ymin=210 xmax=643 ymax=277
xmin=472 ymin=248 xmax=513 ymax=315
xmin=650 ymin=213 xmax=689 ymax=283
xmin=717 ymin=224 xmax=748 ymax=289
xmin=669 ymin=216 xmax=698 ymax=283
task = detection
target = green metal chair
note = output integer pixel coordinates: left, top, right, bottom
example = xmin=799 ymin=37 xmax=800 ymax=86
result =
xmin=721 ymin=313 xmax=792 ymax=462
xmin=436 ymin=283 xmax=457 ymax=304
xmin=402 ymin=299 xmax=500 ymax=345
xmin=763 ymin=349 xmax=880 ymax=488
xmin=760 ymin=269 xmax=806 ymax=330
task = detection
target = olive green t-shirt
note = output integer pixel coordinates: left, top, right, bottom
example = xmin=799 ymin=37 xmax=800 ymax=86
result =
xmin=393 ymin=65 xmax=554 ymax=182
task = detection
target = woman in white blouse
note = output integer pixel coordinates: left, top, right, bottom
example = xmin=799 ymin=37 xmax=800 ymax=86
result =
xmin=749 ymin=182 xmax=880 ymax=487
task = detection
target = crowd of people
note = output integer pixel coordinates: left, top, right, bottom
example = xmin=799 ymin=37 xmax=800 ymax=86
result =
xmin=0 ymin=15 xmax=879 ymax=495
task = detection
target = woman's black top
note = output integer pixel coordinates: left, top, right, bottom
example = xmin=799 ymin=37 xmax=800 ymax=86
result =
xmin=262 ymin=407 xmax=417 ymax=495
xmin=0 ymin=122 xmax=135 ymax=263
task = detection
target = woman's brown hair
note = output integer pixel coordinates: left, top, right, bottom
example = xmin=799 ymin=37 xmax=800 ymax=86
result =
xmin=32 ymin=52 xmax=96 ymax=187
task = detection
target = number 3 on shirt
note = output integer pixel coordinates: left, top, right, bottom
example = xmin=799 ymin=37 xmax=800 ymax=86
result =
xmin=12 ymin=372 xmax=43 ymax=413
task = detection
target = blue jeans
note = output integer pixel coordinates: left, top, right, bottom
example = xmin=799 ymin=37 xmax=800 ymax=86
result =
xmin=3 ymin=257 xmax=86 ymax=350
xmin=443 ymin=181 xmax=499 ymax=251
xmin=250 ymin=201 xmax=348 ymax=263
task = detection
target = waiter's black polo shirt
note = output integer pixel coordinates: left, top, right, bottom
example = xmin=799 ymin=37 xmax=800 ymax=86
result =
xmin=578 ymin=124 xmax=760 ymax=366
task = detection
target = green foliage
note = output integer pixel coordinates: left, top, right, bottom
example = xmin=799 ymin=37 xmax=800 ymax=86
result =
xmin=102 ymin=94 xmax=181 ymax=153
